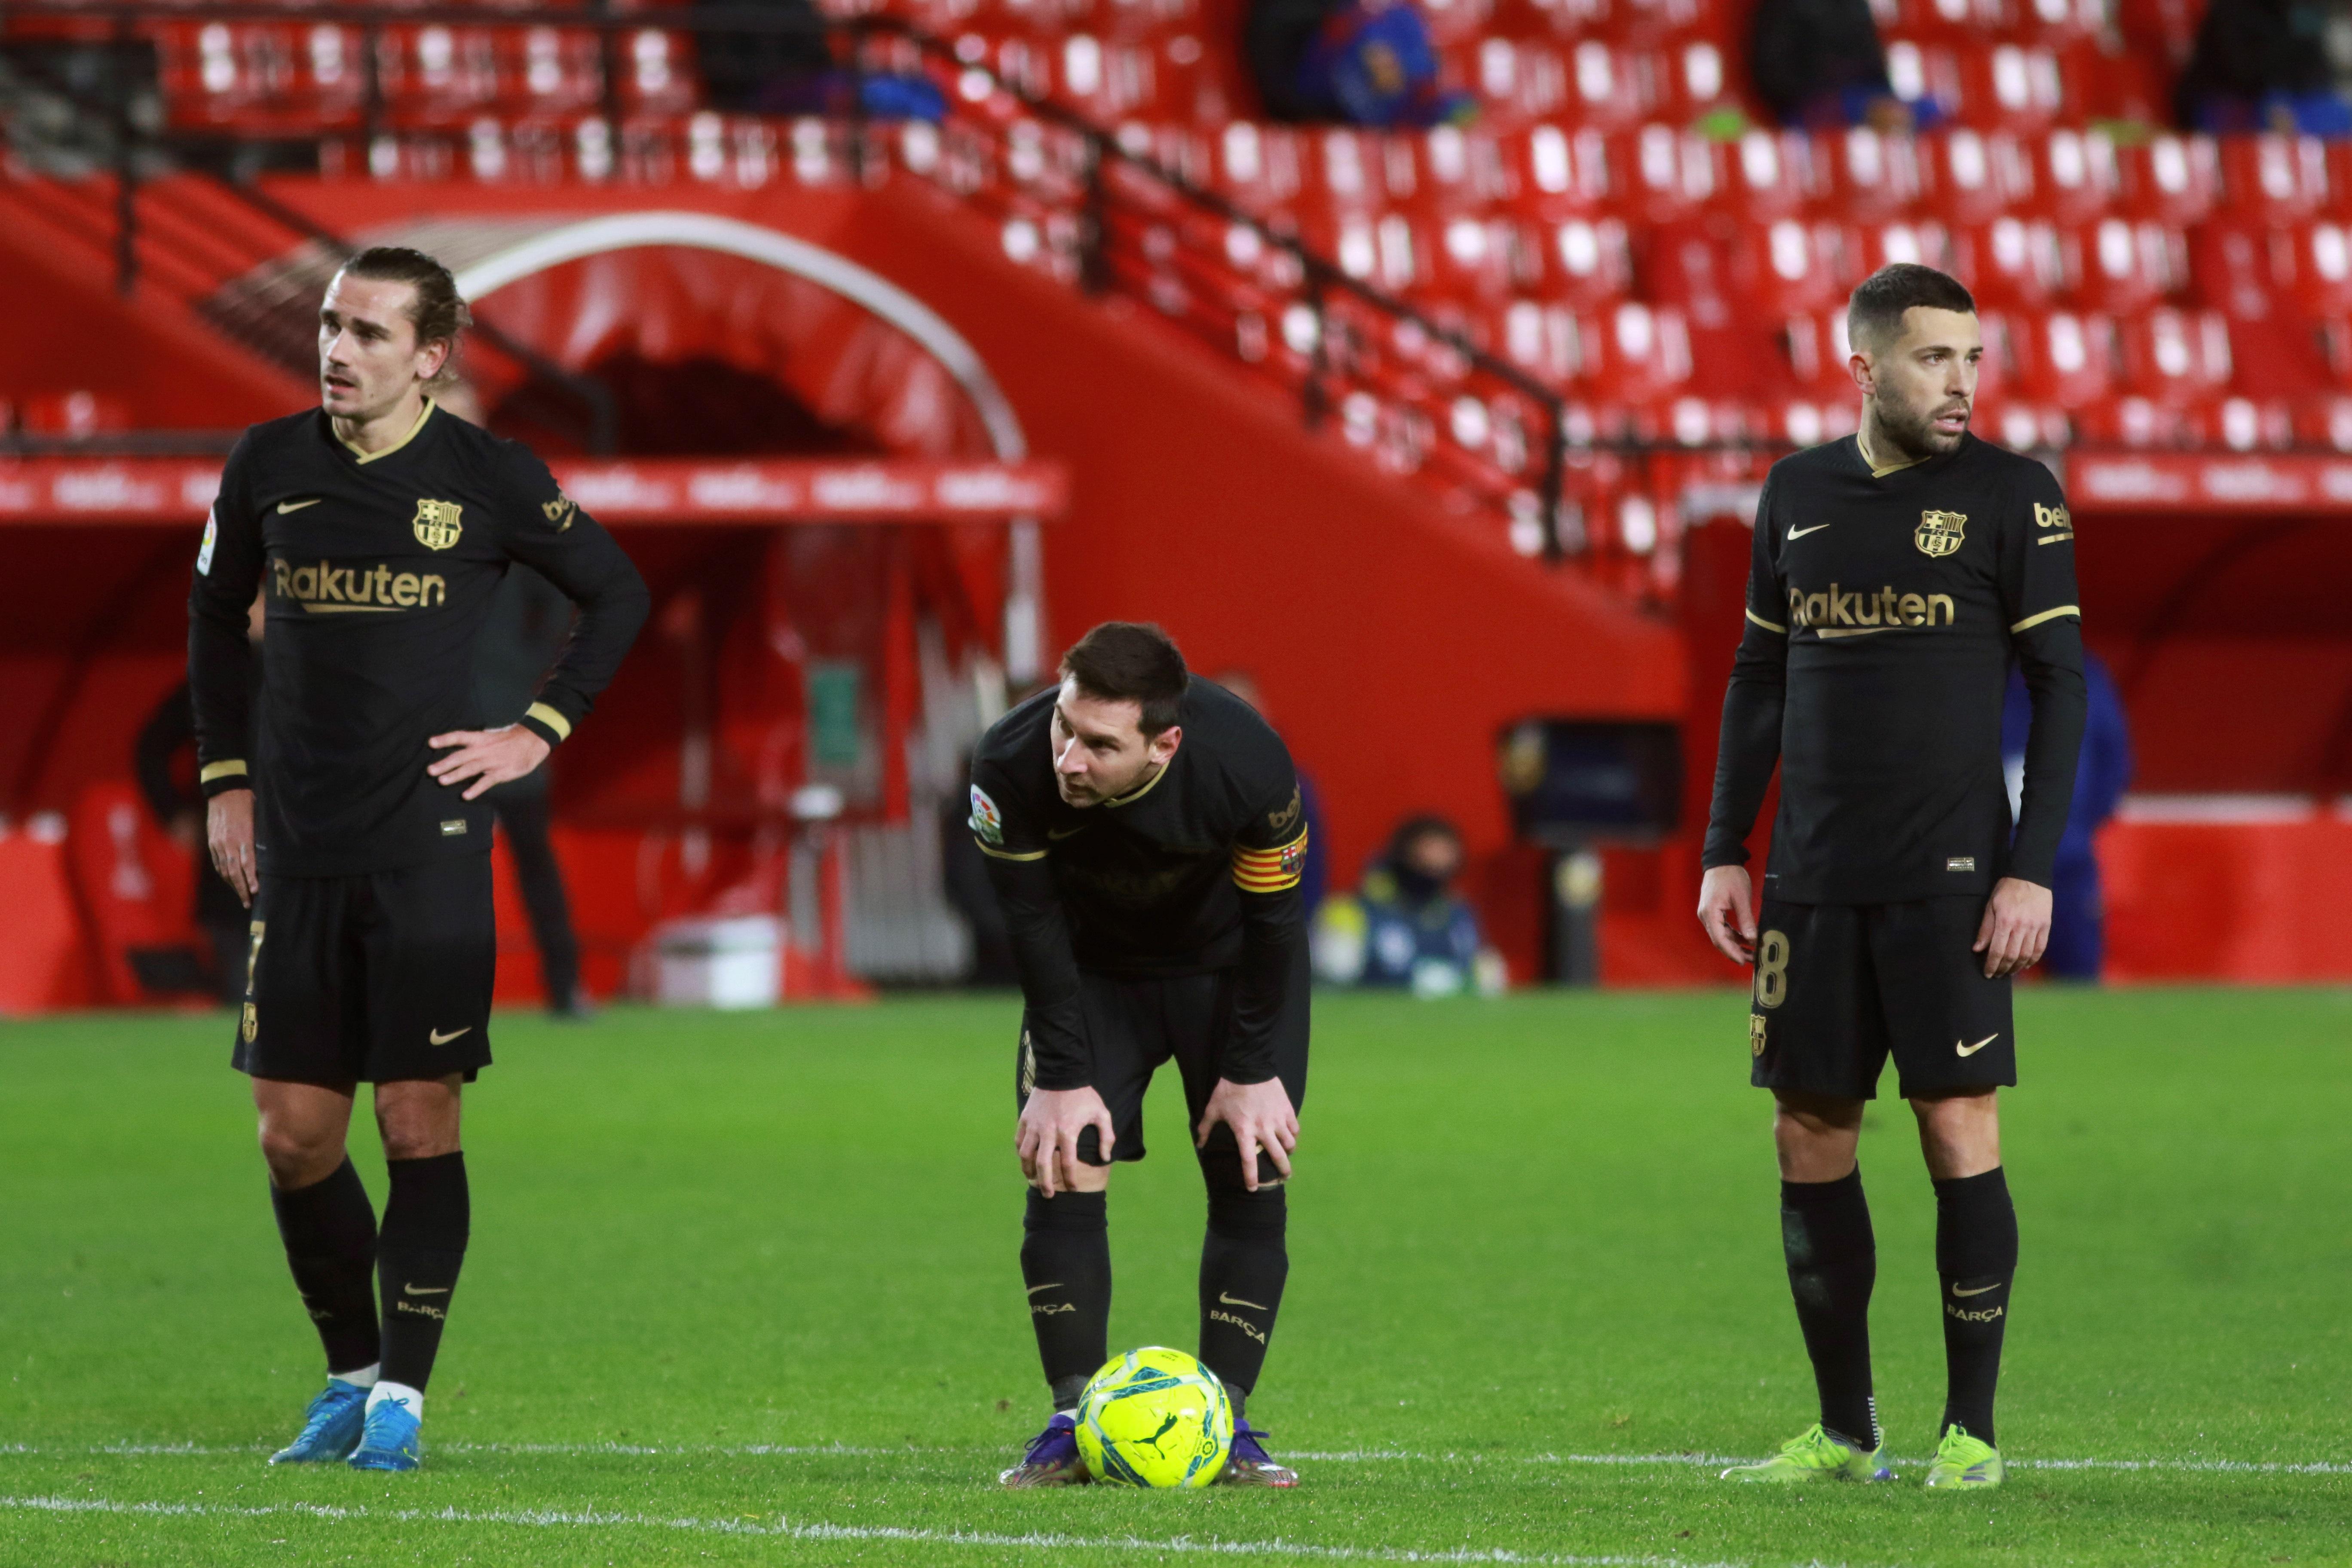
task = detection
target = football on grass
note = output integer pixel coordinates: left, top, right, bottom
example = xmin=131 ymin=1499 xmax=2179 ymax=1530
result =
xmin=1075 ymin=1347 xmax=1233 ymax=1488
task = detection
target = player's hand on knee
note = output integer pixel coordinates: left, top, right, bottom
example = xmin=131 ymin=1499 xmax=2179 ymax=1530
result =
xmin=207 ymin=788 xmax=259 ymax=907
xmin=1696 ymin=865 xmax=1757 ymax=966
xmin=1973 ymin=877 xmax=2052 ymax=978
xmin=1017 ymin=1086 xmax=1113 ymax=1197
xmin=1197 ymin=1077 xmax=1297 ymax=1192
xmin=427 ymin=725 xmax=552 ymax=800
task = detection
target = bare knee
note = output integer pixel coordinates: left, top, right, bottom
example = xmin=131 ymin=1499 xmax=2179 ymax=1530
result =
xmin=1911 ymin=1090 xmax=2000 ymax=1179
xmin=1773 ymin=1091 xmax=1865 ymax=1183
xmin=374 ymin=1078 xmax=463 ymax=1161
xmin=257 ymin=1117 xmax=346 ymax=1188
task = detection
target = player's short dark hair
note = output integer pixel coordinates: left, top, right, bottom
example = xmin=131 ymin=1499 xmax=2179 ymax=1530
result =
xmin=1847 ymin=263 xmax=1975 ymax=353
xmin=337 ymin=245 xmax=471 ymax=357
xmin=1060 ymin=622 xmax=1188 ymax=736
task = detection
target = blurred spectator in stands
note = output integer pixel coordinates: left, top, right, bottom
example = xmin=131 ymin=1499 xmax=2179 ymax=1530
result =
xmin=2003 ymin=650 xmax=2132 ymax=982
xmin=1214 ymin=669 xmax=1327 ymax=919
xmin=443 ymin=383 xmax=594 ymax=1017
xmin=1245 ymin=0 xmax=1473 ymax=127
xmin=942 ymin=750 xmax=1019 ymax=986
xmin=1313 ymin=815 xmax=1505 ymax=995
xmin=136 ymin=594 xmax=262 ymax=1004
xmin=1750 ymin=0 xmax=1942 ymax=133
xmin=697 ymin=0 xmax=945 ymax=121
xmin=2174 ymin=0 xmax=2352 ymax=138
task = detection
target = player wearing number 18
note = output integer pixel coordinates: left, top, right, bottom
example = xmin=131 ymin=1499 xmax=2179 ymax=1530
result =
xmin=1697 ymin=264 xmax=2086 ymax=1489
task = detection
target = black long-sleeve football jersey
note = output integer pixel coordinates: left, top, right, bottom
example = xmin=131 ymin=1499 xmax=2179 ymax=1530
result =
xmin=970 ymin=679 xmax=1310 ymax=1091
xmin=1703 ymin=431 xmax=2088 ymax=904
xmin=188 ymin=401 xmax=649 ymax=877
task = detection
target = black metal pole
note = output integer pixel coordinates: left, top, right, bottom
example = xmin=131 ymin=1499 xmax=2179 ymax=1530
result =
xmin=1540 ymin=398 xmax=1566 ymax=563
xmin=1078 ymin=133 xmax=1109 ymax=296
xmin=1301 ymin=259 xmax=1328 ymax=431
xmin=111 ymin=18 xmax=138 ymax=294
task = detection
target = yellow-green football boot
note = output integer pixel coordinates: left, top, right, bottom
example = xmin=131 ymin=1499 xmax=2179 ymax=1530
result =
xmin=1721 ymin=1423 xmax=1893 ymax=1483
xmin=1924 ymin=1424 xmax=2004 ymax=1489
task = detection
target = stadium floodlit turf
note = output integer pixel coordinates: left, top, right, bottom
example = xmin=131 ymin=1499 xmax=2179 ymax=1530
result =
xmin=3 ymin=987 xmax=2347 ymax=1567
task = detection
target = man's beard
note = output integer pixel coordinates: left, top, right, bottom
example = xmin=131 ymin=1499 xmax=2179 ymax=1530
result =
xmin=1871 ymin=389 xmax=1968 ymax=461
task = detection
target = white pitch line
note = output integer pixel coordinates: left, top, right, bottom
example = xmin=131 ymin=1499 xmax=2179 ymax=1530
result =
xmin=0 ymin=1494 xmax=1744 ymax=1568
xmin=18 ymin=1442 xmax=2352 ymax=1477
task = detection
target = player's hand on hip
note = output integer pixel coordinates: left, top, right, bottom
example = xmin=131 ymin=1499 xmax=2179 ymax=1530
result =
xmin=1197 ymin=1077 xmax=1298 ymax=1192
xmin=206 ymin=788 xmax=259 ymax=907
xmin=1697 ymin=864 xmax=1758 ymax=965
xmin=427 ymin=725 xmax=552 ymax=801
xmin=1974 ymin=877 xmax=2052 ymax=978
xmin=1017 ymin=1086 xmax=1114 ymax=1197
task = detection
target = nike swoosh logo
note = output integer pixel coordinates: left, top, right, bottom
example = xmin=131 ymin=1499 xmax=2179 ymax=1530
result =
xmin=1955 ymin=1033 xmax=1999 ymax=1057
xmin=1026 ymin=1283 xmax=1062 ymax=1295
xmin=1047 ymin=826 xmax=1087 ymax=841
xmin=1217 ymin=1292 xmax=1268 ymax=1311
xmin=276 ymin=497 xmax=323 ymax=513
xmin=1786 ymin=522 xmax=1834 ymax=539
xmin=401 ymin=1284 xmax=450 ymax=1296
xmin=1951 ymin=1282 xmax=2002 ymax=1298
xmin=428 ymin=1026 xmax=472 ymax=1045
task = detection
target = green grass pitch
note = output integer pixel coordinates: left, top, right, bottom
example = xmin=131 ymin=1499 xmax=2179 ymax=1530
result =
xmin=3 ymin=987 xmax=2347 ymax=1566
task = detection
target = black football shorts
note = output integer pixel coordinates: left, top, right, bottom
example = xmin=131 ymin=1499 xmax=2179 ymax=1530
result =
xmin=1014 ymin=946 xmax=1310 ymax=1184
xmin=1747 ymin=897 xmax=2014 ymax=1102
xmin=233 ymin=853 xmax=496 ymax=1086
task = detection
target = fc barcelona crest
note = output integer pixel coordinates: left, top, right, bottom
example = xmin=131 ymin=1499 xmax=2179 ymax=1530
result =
xmin=413 ymin=498 xmax=464 ymax=551
xmin=1915 ymin=509 xmax=1966 ymax=557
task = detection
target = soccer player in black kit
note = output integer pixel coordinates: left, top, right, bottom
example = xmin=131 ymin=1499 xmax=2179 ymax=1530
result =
xmin=189 ymin=247 xmax=648 ymax=1470
xmin=1697 ymin=265 xmax=2085 ymax=1490
xmin=976 ymin=623 xmax=1310 ymax=1488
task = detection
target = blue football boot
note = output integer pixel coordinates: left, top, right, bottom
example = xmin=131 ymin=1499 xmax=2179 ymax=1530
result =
xmin=998 ymin=1411 xmax=1087 ymax=1487
xmin=268 ymin=1378 xmax=371 ymax=1464
xmin=346 ymin=1389 xmax=423 ymax=1472
xmin=1216 ymin=1419 xmax=1298 ymax=1487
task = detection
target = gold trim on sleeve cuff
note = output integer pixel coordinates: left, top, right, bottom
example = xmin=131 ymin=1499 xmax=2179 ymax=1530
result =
xmin=1745 ymin=609 xmax=1788 ymax=634
xmin=976 ymin=841 xmax=1049 ymax=861
xmin=199 ymin=760 xmax=248 ymax=783
xmin=2009 ymin=605 xmax=2081 ymax=634
xmin=524 ymin=702 xmax=573 ymax=741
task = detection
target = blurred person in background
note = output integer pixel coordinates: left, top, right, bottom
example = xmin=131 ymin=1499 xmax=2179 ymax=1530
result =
xmin=1214 ymin=670 xmax=1327 ymax=919
xmin=137 ymin=594 xmax=263 ymax=1004
xmin=1750 ymin=0 xmax=1942 ymax=132
xmin=1314 ymin=815 xmax=1504 ymax=996
xmin=2003 ymin=649 xmax=2131 ymax=982
xmin=695 ymin=0 xmax=945 ymax=121
xmin=444 ymin=383 xmax=592 ymax=1020
xmin=2174 ymin=0 xmax=2352 ymax=138
xmin=1245 ymin=0 xmax=1473 ymax=127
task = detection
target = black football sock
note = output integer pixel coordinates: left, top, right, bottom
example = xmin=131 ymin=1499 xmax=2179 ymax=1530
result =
xmin=269 ymin=1158 xmax=381 ymax=1378
xmin=1021 ymin=1188 xmax=1110 ymax=1412
xmin=1781 ymin=1167 xmax=1880 ymax=1449
xmin=1934 ymin=1166 xmax=2018 ymax=1447
xmin=377 ymin=1152 xmax=469 ymax=1392
xmin=1197 ymin=1161 xmax=1288 ymax=1420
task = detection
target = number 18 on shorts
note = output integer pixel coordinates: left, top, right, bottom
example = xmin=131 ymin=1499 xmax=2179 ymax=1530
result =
xmin=1747 ymin=897 xmax=2016 ymax=1102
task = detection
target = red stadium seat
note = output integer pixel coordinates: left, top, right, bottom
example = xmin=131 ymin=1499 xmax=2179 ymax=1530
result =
xmin=1819 ymin=127 xmax=1927 ymax=221
xmin=1649 ymin=214 xmax=1846 ymax=322
xmin=2014 ymin=0 xmax=2110 ymax=46
xmin=2115 ymin=307 xmax=2233 ymax=407
xmin=1849 ymin=220 xmax=1952 ymax=281
xmin=1211 ymin=122 xmax=1306 ymax=216
xmin=2063 ymin=218 xmax=2184 ymax=314
xmin=19 ymin=390 xmax=131 ymax=437
xmin=1607 ymin=123 xmax=1721 ymax=222
xmin=1537 ymin=215 xmax=1636 ymax=306
xmin=2018 ymin=128 xmax=2119 ymax=224
xmin=1920 ymin=129 xmax=2034 ymax=224
xmin=2216 ymin=135 xmax=2329 ymax=221
xmin=1502 ymin=124 xmax=1612 ymax=217
xmin=2188 ymin=221 xmax=2285 ymax=321
xmin=2293 ymin=393 xmax=2352 ymax=450
xmin=1995 ymin=309 xmax=2113 ymax=404
xmin=1578 ymin=300 xmax=1693 ymax=401
xmin=1948 ymin=217 xmax=2066 ymax=307
xmin=2074 ymin=394 xmax=2188 ymax=447
xmin=1564 ymin=40 xmax=1651 ymax=126
xmin=1494 ymin=297 xmax=1581 ymax=384
xmin=1959 ymin=43 xmax=2067 ymax=131
xmin=2189 ymin=395 xmax=2295 ymax=452
xmin=509 ymin=26 xmax=607 ymax=115
xmin=1651 ymin=38 xmax=1736 ymax=121
xmin=1882 ymin=40 xmax=1962 ymax=121
xmin=2115 ymin=133 xmax=2220 ymax=225
xmin=1472 ymin=39 xmax=1572 ymax=126
xmin=1397 ymin=127 xmax=1516 ymax=218
xmin=1717 ymin=128 xmax=1810 ymax=220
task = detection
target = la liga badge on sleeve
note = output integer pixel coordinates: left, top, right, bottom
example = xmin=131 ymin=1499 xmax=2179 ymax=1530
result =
xmin=969 ymin=785 xmax=1004 ymax=845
